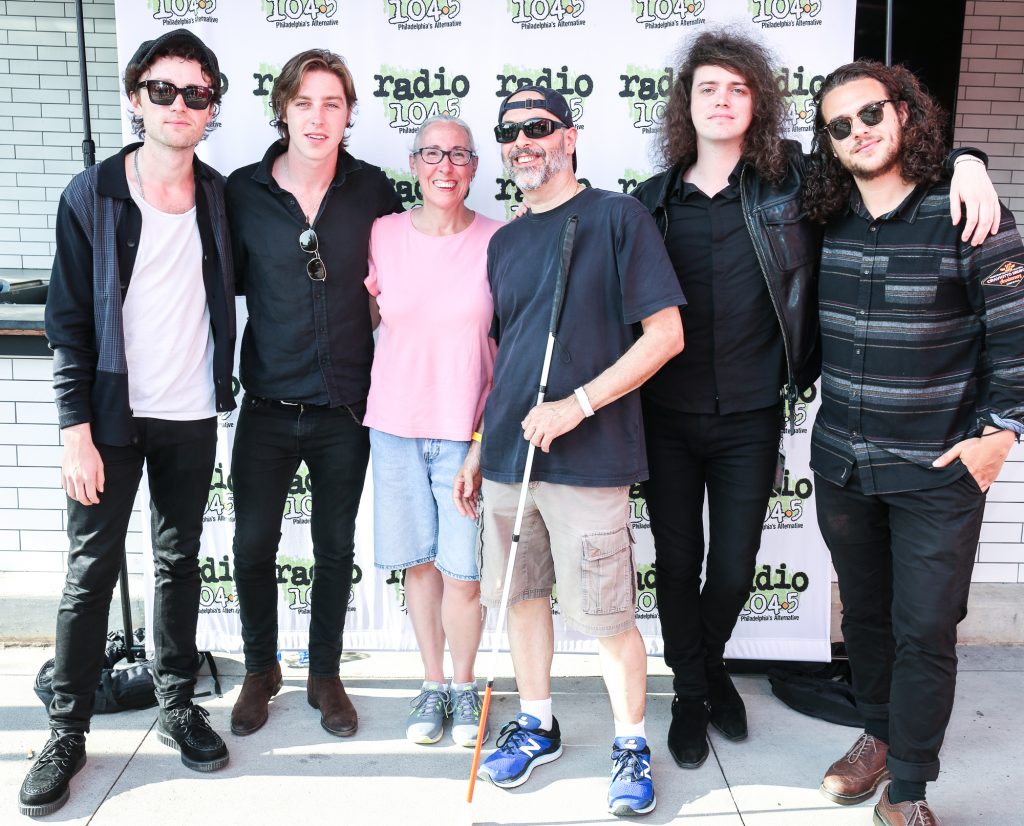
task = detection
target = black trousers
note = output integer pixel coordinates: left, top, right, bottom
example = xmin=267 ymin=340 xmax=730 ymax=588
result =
xmin=815 ymin=468 xmax=986 ymax=783
xmin=642 ymin=400 xmax=781 ymax=698
xmin=231 ymin=396 xmax=369 ymax=678
xmin=49 ymin=416 xmax=217 ymax=731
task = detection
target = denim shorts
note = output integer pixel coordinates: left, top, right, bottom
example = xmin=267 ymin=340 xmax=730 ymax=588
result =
xmin=369 ymin=429 xmax=479 ymax=581
xmin=478 ymin=479 xmax=637 ymax=637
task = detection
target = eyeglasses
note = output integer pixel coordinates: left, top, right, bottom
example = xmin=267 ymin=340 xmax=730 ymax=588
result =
xmin=494 ymin=117 xmax=568 ymax=144
xmin=136 ymin=80 xmax=215 ymax=110
xmin=299 ymin=227 xmax=326 ymax=282
xmin=413 ymin=147 xmax=476 ymax=166
xmin=820 ymin=99 xmax=898 ymax=141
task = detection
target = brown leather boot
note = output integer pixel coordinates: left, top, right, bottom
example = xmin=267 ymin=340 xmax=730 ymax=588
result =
xmin=307 ymin=676 xmax=358 ymax=737
xmin=230 ymin=663 xmax=283 ymax=736
xmin=820 ymin=732 xmax=890 ymax=805
xmin=873 ymin=783 xmax=941 ymax=825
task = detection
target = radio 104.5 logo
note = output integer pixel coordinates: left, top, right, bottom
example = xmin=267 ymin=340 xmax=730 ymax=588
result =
xmin=151 ymin=0 xmax=218 ymax=23
xmin=750 ymin=0 xmax=821 ymax=27
xmin=508 ymin=0 xmax=586 ymax=29
xmin=385 ymin=0 xmax=462 ymax=28
xmin=374 ymin=65 xmax=469 ymax=133
xmin=632 ymin=0 xmax=706 ymax=28
xmin=265 ymin=0 xmax=339 ymax=27
xmin=621 ymin=66 xmax=673 ymax=133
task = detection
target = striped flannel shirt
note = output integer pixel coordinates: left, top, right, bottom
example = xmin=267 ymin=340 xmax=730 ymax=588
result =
xmin=811 ymin=182 xmax=1024 ymax=495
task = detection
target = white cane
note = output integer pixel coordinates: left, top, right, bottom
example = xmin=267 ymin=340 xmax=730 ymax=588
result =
xmin=467 ymin=212 xmax=579 ymax=802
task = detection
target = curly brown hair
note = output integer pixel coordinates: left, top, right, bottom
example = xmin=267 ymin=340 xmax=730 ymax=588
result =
xmin=803 ymin=60 xmax=948 ymax=224
xmin=271 ymin=49 xmax=358 ymax=146
xmin=659 ymin=29 xmax=788 ymax=184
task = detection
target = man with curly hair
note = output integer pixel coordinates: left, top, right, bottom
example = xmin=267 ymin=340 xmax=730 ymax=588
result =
xmin=21 ymin=29 xmax=234 ymax=818
xmin=631 ymin=30 xmax=999 ymax=772
xmin=806 ymin=60 xmax=1024 ymax=826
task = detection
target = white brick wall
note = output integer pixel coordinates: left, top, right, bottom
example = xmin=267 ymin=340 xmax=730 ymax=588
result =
xmin=0 ymin=0 xmax=120 ymax=270
xmin=0 ymin=356 xmax=142 ymax=574
xmin=955 ymin=0 xmax=1024 ymax=226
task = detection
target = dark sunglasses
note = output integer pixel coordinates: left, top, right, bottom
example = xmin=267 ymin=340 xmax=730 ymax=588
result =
xmin=299 ymin=227 xmax=326 ymax=282
xmin=413 ymin=147 xmax=476 ymax=166
xmin=494 ymin=117 xmax=568 ymax=144
xmin=820 ymin=99 xmax=898 ymax=141
xmin=136 ymin=80 xmax=215 ymax=110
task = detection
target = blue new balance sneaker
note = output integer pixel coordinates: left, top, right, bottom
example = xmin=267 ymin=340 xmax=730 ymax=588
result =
xmin=477 ymin=713 xmax=562 ymax=788
xmin=608 ymin=736 xmax=656 ymax=816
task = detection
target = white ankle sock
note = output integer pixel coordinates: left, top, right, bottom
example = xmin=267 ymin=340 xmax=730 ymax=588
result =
xmin=520 ymin=698 xmax=553 ymax=731
xmin=615 ymin=718 xmax=646 ymax=740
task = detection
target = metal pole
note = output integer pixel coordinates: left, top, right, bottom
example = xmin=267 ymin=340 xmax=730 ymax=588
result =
xmin=885 ymin=0 xmax=894 ymax=66
xmin=75 ymin=0 xmax=96 ymax=168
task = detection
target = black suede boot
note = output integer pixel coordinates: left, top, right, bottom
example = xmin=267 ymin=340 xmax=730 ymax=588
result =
xmin=667 ymin=696 xmax=710 ymax=769
xmin=707 ymin=665 xmax=747 ymax=741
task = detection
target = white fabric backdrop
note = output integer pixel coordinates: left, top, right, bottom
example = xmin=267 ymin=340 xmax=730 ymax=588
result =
xmin=123 ymin=0 xmax=852 ymax=661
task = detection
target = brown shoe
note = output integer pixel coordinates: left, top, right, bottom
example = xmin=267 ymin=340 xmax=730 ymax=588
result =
xmin=873 ymin=784 xmax=941 ymax=825
xmin=307 ymin=675 xmax=358 ymax=737
xmin=820 ymin=732 xmax=890 ymax=805
xmin=230 ymin=663 xmax=283 ymax=736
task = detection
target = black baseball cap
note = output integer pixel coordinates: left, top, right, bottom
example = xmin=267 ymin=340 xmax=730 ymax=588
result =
xmin=125 ymin=29 xmax=222 ymax=97
xmin=497 ymin=85 xmax=577 ymax=171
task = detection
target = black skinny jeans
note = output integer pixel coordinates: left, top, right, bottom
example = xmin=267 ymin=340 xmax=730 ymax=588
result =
xmin=815 ymin=467 xmax=986 ymax=783
xmin=49 ymin=416 xmax=217 ymax=731
xmin=642 ymin=401 xmax=781 ymax=698
xmin=231 ymin=396 xmax=369 ymax=678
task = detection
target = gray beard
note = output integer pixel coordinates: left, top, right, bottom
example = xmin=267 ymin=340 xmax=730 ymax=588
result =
xmin=505 ymin=143 xmax=570 ymax=192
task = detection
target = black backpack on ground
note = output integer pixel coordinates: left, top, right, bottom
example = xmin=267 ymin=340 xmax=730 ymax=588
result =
xmin=33 ymin=630 xmax=222 ymax=714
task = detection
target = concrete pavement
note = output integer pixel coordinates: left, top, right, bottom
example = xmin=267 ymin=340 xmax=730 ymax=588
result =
xmin=2 ymin=645 xmax=1021 ymax=825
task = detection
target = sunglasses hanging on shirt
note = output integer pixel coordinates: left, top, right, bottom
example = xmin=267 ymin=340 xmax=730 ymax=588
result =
xmin=299 ymin=227 xmax=326 ymax=282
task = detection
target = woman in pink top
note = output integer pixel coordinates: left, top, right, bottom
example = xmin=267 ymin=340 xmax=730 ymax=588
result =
xmin=365 ymin=115 xmax=502 ymax=747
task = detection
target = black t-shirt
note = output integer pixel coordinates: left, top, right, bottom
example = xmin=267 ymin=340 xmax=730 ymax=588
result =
xmin=482 ymin=186 xmax=686 ymax=487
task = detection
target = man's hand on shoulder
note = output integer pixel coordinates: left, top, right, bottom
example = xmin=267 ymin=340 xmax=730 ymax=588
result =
xmin=932 ymin=427 xmax=1016 ymax=492
xmin=62 ymin=423 xmax=104 ymax=506
xmin=522 ymin=395 xmax=586 ymax=454
xmin=949 ymin=157 xmax=1001 ymax=246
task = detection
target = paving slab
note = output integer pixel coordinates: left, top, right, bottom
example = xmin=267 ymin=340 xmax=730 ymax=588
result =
xmin=1 ymin=646 xmax=1020 ymax=825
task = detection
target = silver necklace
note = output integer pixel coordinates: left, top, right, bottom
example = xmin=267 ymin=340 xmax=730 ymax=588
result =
xmin=133 ymin=147 xmax=145 ymax=202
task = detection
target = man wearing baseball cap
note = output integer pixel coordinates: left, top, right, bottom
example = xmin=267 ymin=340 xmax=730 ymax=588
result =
xmin=454 ymin=87 xmax=685 ymax=815
xmin=20 ymin=29 xmax=234 ymax=817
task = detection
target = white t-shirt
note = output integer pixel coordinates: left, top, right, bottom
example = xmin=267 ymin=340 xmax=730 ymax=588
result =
xmin=124 ymin=184 xmax=216 ymax=420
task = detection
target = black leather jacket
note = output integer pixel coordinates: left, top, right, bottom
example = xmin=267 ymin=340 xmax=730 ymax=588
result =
xmin=632 ymin=141 xmax=822 ymax=412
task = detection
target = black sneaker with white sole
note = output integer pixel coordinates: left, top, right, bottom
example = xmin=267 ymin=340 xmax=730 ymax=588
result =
xmin=157 ymin=703 xmax=229 ymax=772
xmin=19 ymin=730 xmax=87 ymax=817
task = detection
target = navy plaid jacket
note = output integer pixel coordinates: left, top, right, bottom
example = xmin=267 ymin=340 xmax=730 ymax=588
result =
xmin=45 ymin=142 xmax=236 ymax=446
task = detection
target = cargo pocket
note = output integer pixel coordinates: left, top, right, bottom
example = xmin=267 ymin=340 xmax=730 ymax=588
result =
xmin=580 ymin=526 xmax=635 ymax=615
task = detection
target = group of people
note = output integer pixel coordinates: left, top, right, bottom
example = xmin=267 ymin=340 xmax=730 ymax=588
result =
xmin=19 ymin=24 xmax=1023 ymax=826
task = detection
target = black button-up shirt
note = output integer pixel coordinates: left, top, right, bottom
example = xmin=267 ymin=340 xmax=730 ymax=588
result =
xmin=642 ymin=164 xmax=785 ymax=414
xmin=811 ymin=182 xmax=1024 ymax=495
xmin=226 ymin=143 xmax=401 ymax=407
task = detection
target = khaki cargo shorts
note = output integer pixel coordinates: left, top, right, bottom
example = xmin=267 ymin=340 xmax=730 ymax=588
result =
xmin=478 ymin=479 xmax=637 ymax=637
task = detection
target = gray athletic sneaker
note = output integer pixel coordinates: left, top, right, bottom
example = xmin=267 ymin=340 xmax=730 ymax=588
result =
xmin=406 ymin=683 xmax=449 ymax=744
xmin=451 ymin=682 xmax=489 ymax=748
